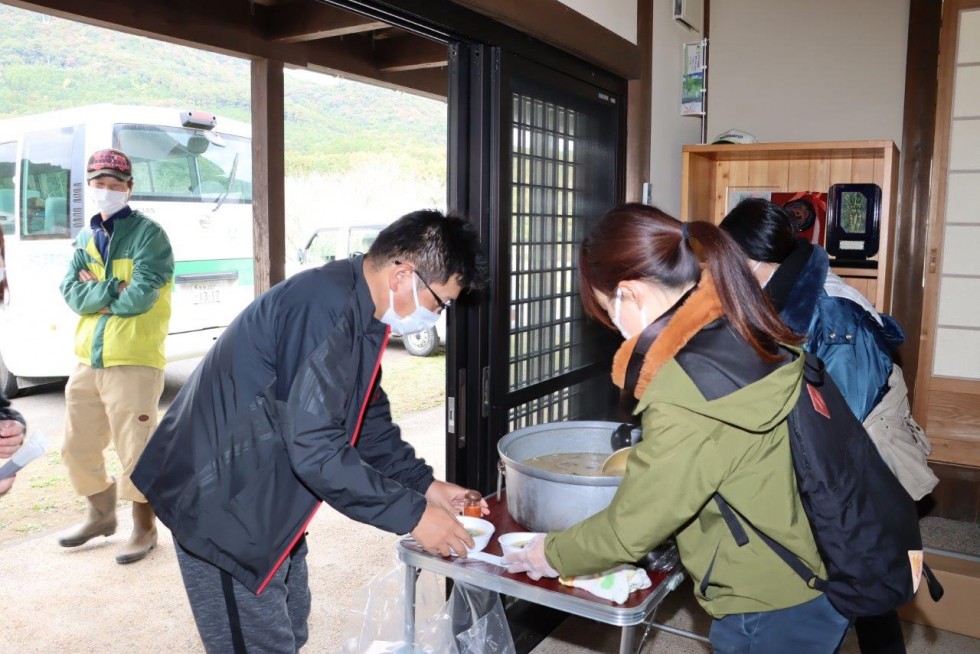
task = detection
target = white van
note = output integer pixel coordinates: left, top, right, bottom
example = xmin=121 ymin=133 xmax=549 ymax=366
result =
xmin=0 ymin=104 xmax=254 ymax=394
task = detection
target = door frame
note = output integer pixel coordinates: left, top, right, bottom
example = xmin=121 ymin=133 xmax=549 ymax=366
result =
xmin=484 ymin=48 xmax=627 ymax=467
xmin=914 ymin=0 xmax=980 ymax=466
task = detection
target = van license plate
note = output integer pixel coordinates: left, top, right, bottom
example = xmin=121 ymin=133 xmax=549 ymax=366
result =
xmin=192 ymin=282 xmax=221 ymax=305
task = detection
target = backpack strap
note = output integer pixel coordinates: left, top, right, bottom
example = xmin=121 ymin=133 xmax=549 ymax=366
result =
xmin=923 ymin=563 xmax=945 ymax=602
xmin=713 ymin=494 xmax=828 ymax=592
xmin=713 ymin=494 xmax=749 ymax=546
xmin=801 ymin=350 xmax=825 ymax=384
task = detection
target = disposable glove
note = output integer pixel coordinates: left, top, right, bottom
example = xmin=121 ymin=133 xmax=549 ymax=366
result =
xmin=502 ymin=534 xmax=559 ymax=580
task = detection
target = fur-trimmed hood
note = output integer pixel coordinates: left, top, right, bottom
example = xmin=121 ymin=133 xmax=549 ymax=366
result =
xmin=611 ymin=275 xmax=724 ymax=400
xmin=770 ymin=242 xmax=827 ymax=335
xmin=610 ymin=274 xmax=804 ymax=434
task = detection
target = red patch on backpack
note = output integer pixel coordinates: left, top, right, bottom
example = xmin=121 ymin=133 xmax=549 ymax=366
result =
xmin=807 ymin=384 xmax=831 ymax=419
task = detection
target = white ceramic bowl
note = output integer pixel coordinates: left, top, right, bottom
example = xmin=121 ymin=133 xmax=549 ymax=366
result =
xmin=457 ymin=516 xmax=495 ymax=553
xmin=498 ymin=532 xmax=541 ymax=556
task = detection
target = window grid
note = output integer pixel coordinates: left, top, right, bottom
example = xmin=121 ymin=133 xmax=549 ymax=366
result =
xmin=508 ymin=382 xmax=587 ymax=431
xmin=509 ymin=93 xmax=585 ymax=396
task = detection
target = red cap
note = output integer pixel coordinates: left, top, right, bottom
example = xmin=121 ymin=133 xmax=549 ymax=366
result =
xmin=86 ymin=148 xmax=132 ymax=182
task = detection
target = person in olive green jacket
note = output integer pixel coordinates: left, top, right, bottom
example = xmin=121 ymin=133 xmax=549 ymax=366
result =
xmin=504 ymin=204 xmax=851 ymax=653
xmin=57 ymin=148 xmax=174 ymax=565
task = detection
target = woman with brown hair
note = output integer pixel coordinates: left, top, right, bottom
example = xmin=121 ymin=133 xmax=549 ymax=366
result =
xmin=0 ymin=228 xmax=28 ymax=496
xmin=504 ymin=204 xmax=851 ymax=652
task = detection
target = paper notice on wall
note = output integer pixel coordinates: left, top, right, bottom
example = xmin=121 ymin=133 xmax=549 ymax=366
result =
xmin=685 ymin=41 xmax=705 ymax=75
xmin=682 ymin=41 xmax=706 ymax=116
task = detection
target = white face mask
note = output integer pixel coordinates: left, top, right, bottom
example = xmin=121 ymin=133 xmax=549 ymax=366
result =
xmin=88 ymin=187 xmax=129 ymax=217
xmin=381 ymin=276 xmax=441 ymax=336
xmin=610 ymin=287 xmax=647 ymax=340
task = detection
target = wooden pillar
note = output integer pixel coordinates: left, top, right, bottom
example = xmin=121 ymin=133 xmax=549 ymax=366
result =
xmin=251 ymin=58 xmax=286 ymax=295
xmin=625 ymin=0 xmax=653 ymax=202
xmin=893 ymin=0 xmax=942 ymax=399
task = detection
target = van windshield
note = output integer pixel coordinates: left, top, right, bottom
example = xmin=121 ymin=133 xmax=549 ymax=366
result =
xmin=113 ymin=124 xmax=252 ymax=203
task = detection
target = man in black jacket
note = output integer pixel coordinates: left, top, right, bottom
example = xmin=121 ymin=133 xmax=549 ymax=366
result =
xmin=132 ymin=210 xmax=488 ymax=652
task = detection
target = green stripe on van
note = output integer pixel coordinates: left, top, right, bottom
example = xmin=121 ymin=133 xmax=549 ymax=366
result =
xmin=173 ymin=259 xmax=254 ymax=286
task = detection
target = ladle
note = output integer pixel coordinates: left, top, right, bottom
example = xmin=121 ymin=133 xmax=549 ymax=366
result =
xmin=600 ymin=447 xmax=632 ymax=475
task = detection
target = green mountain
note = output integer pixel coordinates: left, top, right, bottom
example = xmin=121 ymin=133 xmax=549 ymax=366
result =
xmin=0 ymin=4 xmax=447 ymax=177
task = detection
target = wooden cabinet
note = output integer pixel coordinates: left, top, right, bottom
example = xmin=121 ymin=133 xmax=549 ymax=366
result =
xmin=680 ymin=140 xmax=899 ymax=312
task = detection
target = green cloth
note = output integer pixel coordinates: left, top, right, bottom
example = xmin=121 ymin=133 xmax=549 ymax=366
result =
xmin=545 ymin=347 xmax=826 ymax=618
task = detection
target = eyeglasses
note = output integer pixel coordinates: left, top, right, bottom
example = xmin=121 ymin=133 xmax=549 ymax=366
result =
xmin=394 ymin=260 xmax=451 ymax=311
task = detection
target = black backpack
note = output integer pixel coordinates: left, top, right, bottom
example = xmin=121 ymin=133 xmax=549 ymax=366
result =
xmin=715 ymin=351 xmax=942 ymax=619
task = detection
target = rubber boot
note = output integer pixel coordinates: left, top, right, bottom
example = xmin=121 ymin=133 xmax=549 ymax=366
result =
xmin=58 ymin=482 xmax=118 ymax=547
xmin=116 ymin=501 xmax=158 ymax=564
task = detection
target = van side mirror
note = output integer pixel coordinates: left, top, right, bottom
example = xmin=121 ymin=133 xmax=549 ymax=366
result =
xmin=187 ymin=135 xmax=211 ymax=155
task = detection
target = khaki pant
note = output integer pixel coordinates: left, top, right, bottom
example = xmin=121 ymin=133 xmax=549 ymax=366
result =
xmin=62 ymin=364 xmax=165 ymax=502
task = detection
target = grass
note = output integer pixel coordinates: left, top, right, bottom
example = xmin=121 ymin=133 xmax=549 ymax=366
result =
xmin=29 ymin=474 xmax=66 ymax=489
xmin=384 ymin=349 xmax=447 ymax=419
xmin=0 ymin=350 xmax=446 ymax=545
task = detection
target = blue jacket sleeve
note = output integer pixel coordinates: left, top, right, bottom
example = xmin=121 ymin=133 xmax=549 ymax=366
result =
xmin=808 ymin=297 xmax=898 ymax=421
xmin=354 ymin=377 xmax=435 ymax=496
xmin=281 ymin=340 xmax=428 ymax=536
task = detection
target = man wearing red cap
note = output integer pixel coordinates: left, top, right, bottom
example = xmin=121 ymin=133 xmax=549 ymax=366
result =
xmin=58 ymin=148 xmax=175 ymax=564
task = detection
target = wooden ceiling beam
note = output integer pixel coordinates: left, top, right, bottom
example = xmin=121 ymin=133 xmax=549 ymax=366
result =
xmin=266 ymin=0 xmax=388 ymax=44
xmin=9 ymin=0 xmax=443 ymax=99
xmin=375 ymin=36 xmax=448 ymax=73
xmin=451 ymin=0 xmax=640 ymax=79
xmin=304 ymin=38 xmax=446 ymax=100
xmin=4 ymin=0 xmax=303 ymax=64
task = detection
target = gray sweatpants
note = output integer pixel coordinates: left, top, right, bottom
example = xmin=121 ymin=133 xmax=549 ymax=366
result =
xmin=174 ymin=536 xmax=311 ymax=653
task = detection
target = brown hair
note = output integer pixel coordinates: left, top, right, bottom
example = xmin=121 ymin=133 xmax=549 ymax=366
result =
xmin=579 ymin=203 xmax=800 ymax=362
xmin=0 ymin=229 xmax=7 ymax=303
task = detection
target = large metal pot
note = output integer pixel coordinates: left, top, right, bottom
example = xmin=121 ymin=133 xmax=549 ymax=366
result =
xmin=497 ymin=421 xmax=639 ymax=533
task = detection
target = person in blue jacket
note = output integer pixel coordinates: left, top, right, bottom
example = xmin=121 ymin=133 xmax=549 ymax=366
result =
xmin=132 ymin=210 xmax=488 ymax=653
xmin=721 ymin=198 xmax=903 ymax=421
xmin=721 ymin=198 xmax=907 ymax=654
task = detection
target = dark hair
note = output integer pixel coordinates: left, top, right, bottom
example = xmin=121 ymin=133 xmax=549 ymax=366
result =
xmin=579 ymin=203 xmax=800 ymax=362
xmin=719 ymin=198 xmax=797 ymax=263
xmin=367 ymin=209 xmax=488 ymax=290
xmin=0 ymin=229 xmax=7 ymax=303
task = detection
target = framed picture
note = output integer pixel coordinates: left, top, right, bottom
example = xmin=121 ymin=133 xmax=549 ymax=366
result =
xmin=826 ymin=183 xmax=882 ymax=260
xmin=726 ymin=186 xmax=780 ymax=214
xmin=771 ymin=191 xmax=828 ymax=246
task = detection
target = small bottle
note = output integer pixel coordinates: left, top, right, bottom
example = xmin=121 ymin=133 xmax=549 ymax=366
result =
xmin=462 ymin=490 xmax=483 ymax=517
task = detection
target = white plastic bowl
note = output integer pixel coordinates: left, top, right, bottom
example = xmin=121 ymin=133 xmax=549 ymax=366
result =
xmin=498 ymin=532 xmax=540 ymax=556
xmin=457 ymin=516 xmax=495 ymax=553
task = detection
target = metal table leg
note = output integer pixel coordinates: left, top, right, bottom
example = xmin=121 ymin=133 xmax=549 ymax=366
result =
xmin=619 ymin=624 xmax=636 ymax=654
xmin=404 ymin=565 xmax=419 ymax=646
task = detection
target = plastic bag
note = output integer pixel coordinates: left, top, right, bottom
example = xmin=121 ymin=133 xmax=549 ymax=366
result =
xmin=449 ymin=582 xmax=515 ymax=654
xmin=341 ymin=555 xmax=516 ymax=654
